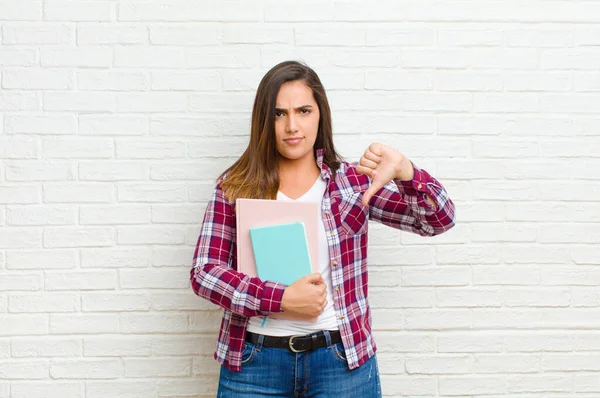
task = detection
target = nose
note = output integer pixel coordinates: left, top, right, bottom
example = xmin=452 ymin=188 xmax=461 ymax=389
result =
xmin=286 ymin=113 xmax=298 ymax=133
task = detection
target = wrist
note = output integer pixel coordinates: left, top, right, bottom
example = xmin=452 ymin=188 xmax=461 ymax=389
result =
xmin=395 ymin=158 xmax=415 ymax=181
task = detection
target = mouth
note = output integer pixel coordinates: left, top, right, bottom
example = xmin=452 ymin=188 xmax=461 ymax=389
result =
xmin=284 ymin=137 xmax=304 ymax=145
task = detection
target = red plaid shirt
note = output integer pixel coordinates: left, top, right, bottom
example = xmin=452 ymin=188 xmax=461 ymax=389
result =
xmin=191 ymin=149 xmax=455 ymax=372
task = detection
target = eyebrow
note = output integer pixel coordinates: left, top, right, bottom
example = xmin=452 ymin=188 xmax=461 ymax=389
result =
xmin=274 ymin=105 xmax=314 ymax=112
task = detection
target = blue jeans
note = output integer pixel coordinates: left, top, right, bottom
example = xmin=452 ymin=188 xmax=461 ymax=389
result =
xmin=217 ymin=331 xmax=382 ymax=397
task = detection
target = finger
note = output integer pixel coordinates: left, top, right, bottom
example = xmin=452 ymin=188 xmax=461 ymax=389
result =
xmin=363 ymin=150 xmax=382 ymax=164
xmin=362 ymin=186 xmax=381 ymax=207
xmin=356 ymin=165 xmax=374 ymax=178
xmin=369 ymin=142 xmax=383 ymax=157
xmin=360 ymin=156 xmax=378 ymax=170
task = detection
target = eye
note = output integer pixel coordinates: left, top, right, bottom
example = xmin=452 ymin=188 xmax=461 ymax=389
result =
xmin=300 ymin=108 xmax=311 ymax=114
xmin=275 ymin=111 xmax=283 ymax=118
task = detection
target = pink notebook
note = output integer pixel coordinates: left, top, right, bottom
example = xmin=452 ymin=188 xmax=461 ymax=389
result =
xmin=235 ymin=198 xmax=320 ymax=279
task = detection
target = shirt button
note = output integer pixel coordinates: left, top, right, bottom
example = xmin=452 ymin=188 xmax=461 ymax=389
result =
xmin=324 ymin=211 xmax=330 ymax=216
xmin=417 ymin=183 xmax=422 ymax=189
xmin=332 ymin=261 xmax=338 ymax=266
xmin=339 ymin=315 xmax=345 ymax=320
xmin=335 ymin=286 xmax=340 ymax=292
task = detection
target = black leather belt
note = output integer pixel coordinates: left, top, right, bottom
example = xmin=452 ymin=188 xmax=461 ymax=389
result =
xmin=245 ymin=330 xmax=341 ymax=353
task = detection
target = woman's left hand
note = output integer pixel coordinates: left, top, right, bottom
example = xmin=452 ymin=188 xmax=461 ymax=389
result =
xmin=357 ymin=142 xmax=414 ymax=206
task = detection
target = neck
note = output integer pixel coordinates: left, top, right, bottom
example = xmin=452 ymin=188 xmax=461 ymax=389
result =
xmin=278 ymin=151 xmax=320 ymax=180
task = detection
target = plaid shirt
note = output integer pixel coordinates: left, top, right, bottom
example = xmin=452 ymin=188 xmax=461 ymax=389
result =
xmin=190 ymin=148 xmax=455 ymax=372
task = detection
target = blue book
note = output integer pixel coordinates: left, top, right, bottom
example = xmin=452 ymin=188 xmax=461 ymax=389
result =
xmin=249 ymin=222 xmax=312 ymax=286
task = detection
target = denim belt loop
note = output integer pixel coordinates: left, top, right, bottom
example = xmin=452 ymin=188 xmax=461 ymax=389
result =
xmin=323 ymin=330 xmax=333 ymax=347
xmin=256 ymin=333 xmax=265 ymax=352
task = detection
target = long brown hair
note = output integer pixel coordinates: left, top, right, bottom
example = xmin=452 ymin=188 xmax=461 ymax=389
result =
xmin=219 ymin=60 xmax=341 ymax=203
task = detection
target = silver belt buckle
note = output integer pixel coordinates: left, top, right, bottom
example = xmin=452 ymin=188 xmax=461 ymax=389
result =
xmin=288 ymin=334 xmax=308 ymax=353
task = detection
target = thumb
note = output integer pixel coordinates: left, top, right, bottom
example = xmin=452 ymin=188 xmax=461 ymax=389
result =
xmin=361 ymin=186 xmax=379 ymax=206
xmin=304 ymin=272 xmax=324 ymax=284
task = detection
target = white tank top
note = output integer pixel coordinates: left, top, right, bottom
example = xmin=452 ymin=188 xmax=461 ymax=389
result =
xmin=246 ymin=176 xmax=339 ymax=335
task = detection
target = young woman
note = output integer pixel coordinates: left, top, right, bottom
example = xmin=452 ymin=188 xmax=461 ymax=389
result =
xmin=191 ymin=61 xmax=455 ymax=397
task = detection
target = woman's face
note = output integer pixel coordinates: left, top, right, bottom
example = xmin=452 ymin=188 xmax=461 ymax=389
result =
xmin=274 ymin=80 xmax=320 ymax=164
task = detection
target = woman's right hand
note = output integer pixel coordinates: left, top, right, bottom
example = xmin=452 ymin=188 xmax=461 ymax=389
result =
xmin=280 ymin=273 xmax=327 ymax=319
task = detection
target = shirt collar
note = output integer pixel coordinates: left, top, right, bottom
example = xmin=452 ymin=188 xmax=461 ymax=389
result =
xmin=315 ymin=148 xmax=331 ymax=180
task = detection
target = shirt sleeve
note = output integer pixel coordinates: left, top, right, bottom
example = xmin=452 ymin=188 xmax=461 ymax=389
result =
xmin=367 ymin=162 xmax=456 ymax=236
xmin=190 ymin=182 xmax=286 ymax=317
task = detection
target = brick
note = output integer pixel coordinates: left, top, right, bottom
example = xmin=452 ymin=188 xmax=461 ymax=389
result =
xmin=438 ymin=28 xmax=502 ymax=47
xmin=6 ymin=160 xmax=74 ymax=182
xmin=541 ymin=266 xmax=600 ymax=286
xmin=542 ymin=49 xmax=600 ymax=70
xmin=84 ymin=336 xmax=152 ymax=357
xmin=150 ymin=160 xmax=230 ymax=181
xmin=370 ymin=246 xmax=433 ymax=266
xmin=150 ymin=116 xmax=220 ymax=137
xmin=44 ymin=0 xmax=114 ymax=21
xmin=43 ymin=227 xmax=115 ymax=248
xmin=266 ymin=0 xmax=333 ymax=21
xmin=437 ymin=288 xmax=502 ymax=308
xmin=79 ymin=115 xmax=148 ymax=136
xmin=0 ymin=49 xmax=36 ymax=66
xmin=50 ymin=314 xmax=118 ymax=334
xmin=223 ymin=25 xmax=292 ymax=44
xmin=365 ymin=71 xmax=432 ymax=90
xmin=0 ymin=92 xmax=40 ymax=111
xmin=502 ymin=245 xmax=571 ymax=264
xmin=86 ymin=380 xmax=156 ymax=398
xmin=80 ymin=205 xmax=150 ymax=225
xmin=0 ymin=185 xmax=40 ymax=204
xmin=474 ymin=93 xmax=539 ymax=112
xmin=153 ymin=335 xmax=214 ymax=356
xmin=507 ymin=72 xmax=572 ymax=92
xmin=2 ymin=68 xmax=73 ymax=89
xmin=44 ymin=183 xmax=113 ymax=203
xmin=118 ymin=183 xmax=187 ymax=203
xmin=116 ymin=138 xmax=186 ymax=159
xmin=504 ymin=288 xmax=570 ymax=307
xmin=402 ymin=49 xmax=469 ymax=69
xmin=12 ymin=338 xmax=81 ymax=357
xmin=471 ymin=223 xmax=537 ymax=243
xmin=41 ymin=47 xmax=112 ymax=68
xmin=405 ymin=310 xmax=471 ymax=330
xmin=404 ymin=93 xmax=471 ymax=112
xmin=506 ymin=334 xmax=573 ymax=352
xmin=188 ymin=138 xmax=253 ymax=158
xmin=0 ymin=228 xmax=41 ymax=249
xmin=152 ymin=71 xmax=221 ymax=91
xmin=124 ymin=357 xmax=191 ymax=377
xmin=77 ymin=70 xmax=149 ymax=91
xmin=380 ymin=375 xmax=436 ymax=396
xmin=151 ymin=204 xmax=202 ymax=224
xmin=158 ymin=377 xmax=219 ymax=395
xmin=187 ymin=47 xmax=260 ymax=68
xmin=79 ymin=161 xmax=148 ymax=182
xmin=189 ymin=182 xmax=217 ymax=202
xmin=0 ymin=0 xmax=42 ymax=20
xmin=43 ymin=92 xmax=115 ymax=112
xmin=7 ymin=249 xmax=77 ymax=270
xmin=7 ymin=205 xmax=76 ymax=225
xmin=436 ymin=71 xmax=503 ymax=92
xmin=114 ymin=47 xmax=186 ymax=68
xmin=119 ymin=313 xmax=188 ymax=334
xmin=10 ymin=382 xmax=83 ymax=398
xmin=406 ymin=355 xmax=471 ymax=374
xmin=152 ymin=247 xmax=193 ymax=267
xmin=82 ymin=293 xmax=150 ymax=312
xmin=77 ymin=24 xmax=147 ymax=45
xmin=0 ymin=315 xmax=48 ymax=336
xmin=573 ymin=247 xmax=600 ymax=265
xmin=508 ymin=375 xmax=571 ymax=393
xmin=472 ymin=181 xmax=538 ymax=201
xmin=572 ymin=288 xmax=600 ymax=307
xmin=4 ymin=114 xmax=77 ymax=135
xmin=2 ymin=23 xmax=73 ymax=44
xmin=9 ymin=293 xmax=78 ymax=313
xmin=360 ymin=288 xmax=433 ymax=309
xmin=189 ymin=92 xmax=254 ymax=112
xmin=506 ymin=28 xmax=574 ymax=48
xmin=188 ymin=311 xmax=222 ymax=333
xmin=366 ymin=27 xmax=434 ymax=46
xmin=439 ymin=333 xmax=504 ymax=353
xmin=50 ymin=359 xmax=121 ymax=379
xmin=116 ymin=92 xmax=188 ymax=112
xmin=0 ymin=273 xmax=43 ymax=291
xmin=149 ymin=26 xmax=219 ymax=45
xmin=473 ymin=266 xmax=540 ymax=286
xmin=0 ymin=360 xmax=48 ymax=379
xmin=80 ymin=248 xmax=151 ymax=268
xmin=119 ymin=268 xmax=188 ymax=289
xmin=295 ymin=27 xmax=365 ymax=46
xmin=441 ymin=375 xmax=509 ymax=395
xmin=45 ymin=270 xmax=117 ymax=291
xmin=0 ymin=136 xmax=37 ymax=159
xmin=119 ymin=1 xmax=262 ymax=22
xmin=402 ymin=267 xmax=470 ymax=287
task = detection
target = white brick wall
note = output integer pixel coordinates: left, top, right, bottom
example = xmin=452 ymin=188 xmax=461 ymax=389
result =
xmin=1 ymin=1 xmax=599 ymax=396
